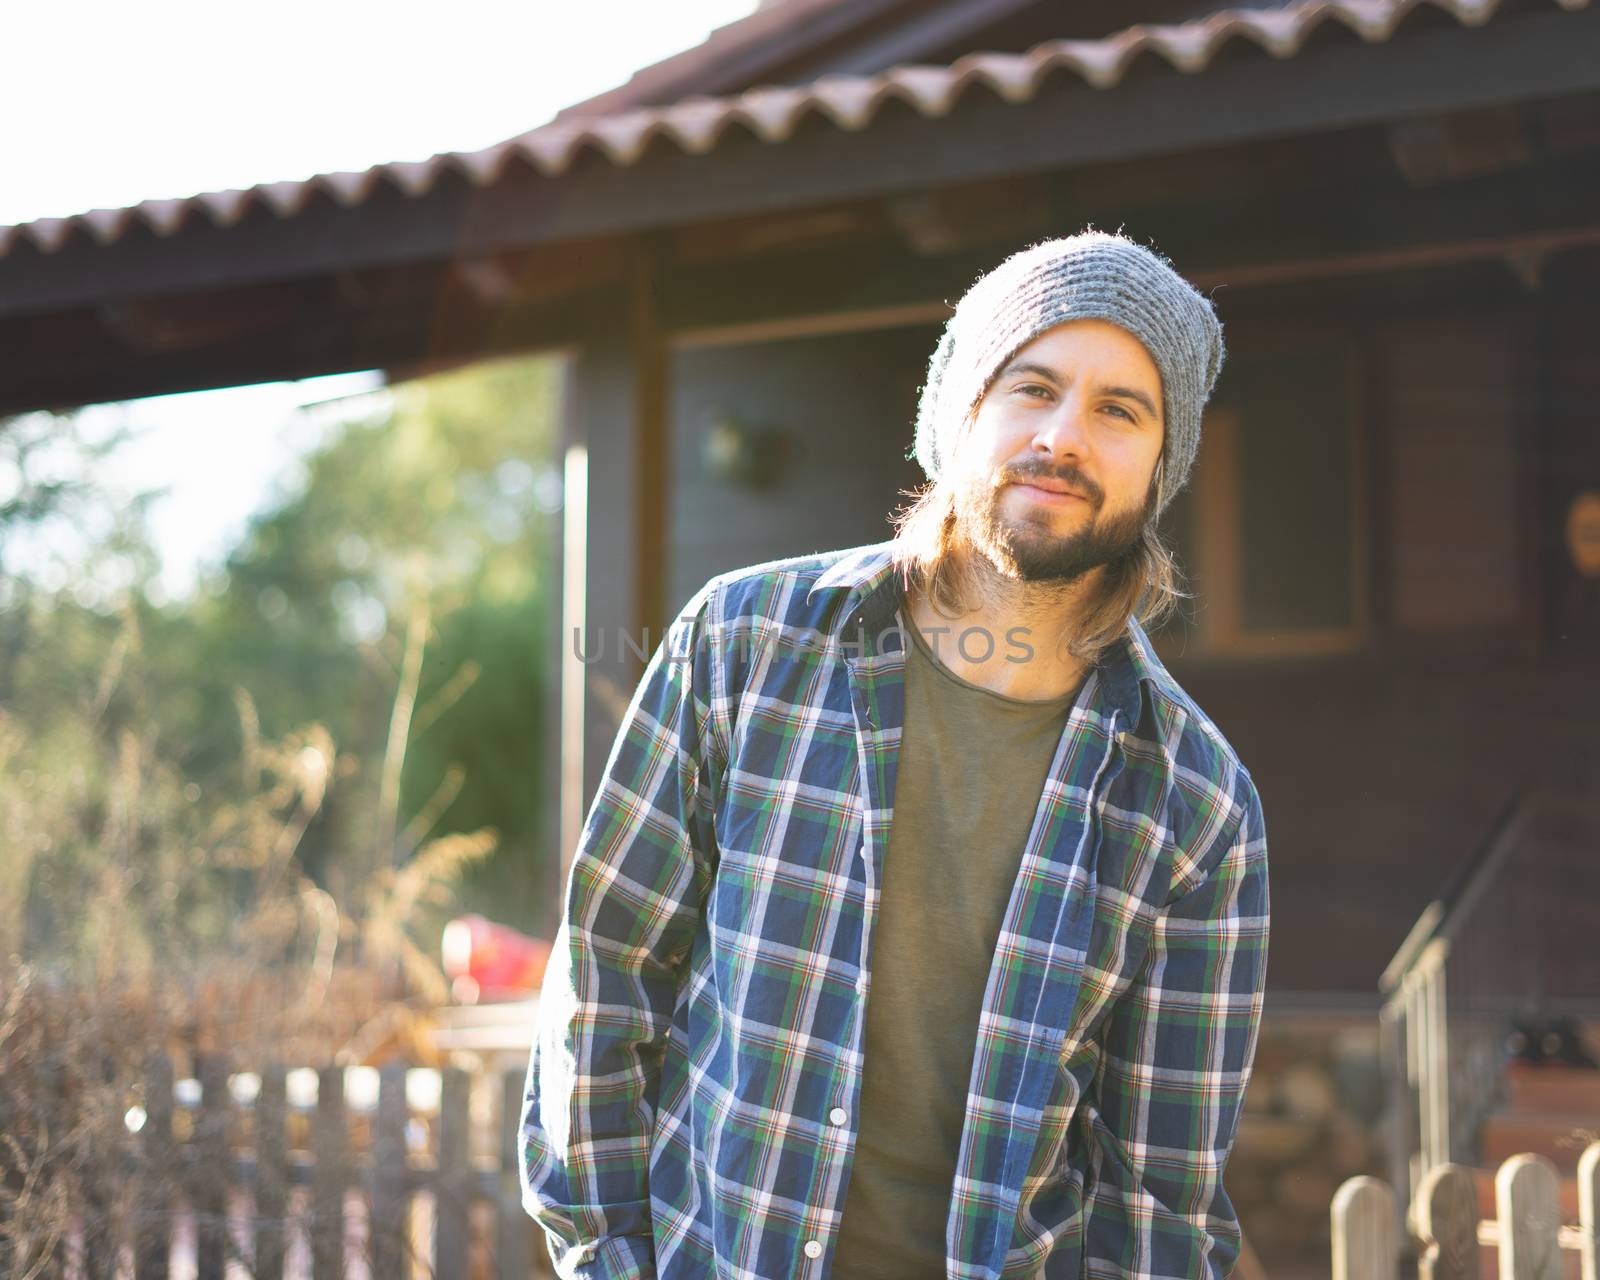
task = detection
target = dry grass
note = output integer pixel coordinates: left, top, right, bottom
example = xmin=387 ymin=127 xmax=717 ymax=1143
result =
xmin=0 ymin=593 xmax=499 ymax=1276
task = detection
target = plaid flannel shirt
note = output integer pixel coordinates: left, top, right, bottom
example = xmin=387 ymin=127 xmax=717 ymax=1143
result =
xmin=520 ymin=541 xmax=1270 ymax=1279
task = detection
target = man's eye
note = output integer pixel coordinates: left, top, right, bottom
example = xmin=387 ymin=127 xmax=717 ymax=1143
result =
xmin=1102 ymin=403 xmax=1135 ymax=421
xmin=1017 ymin=384 xmax=1051 ymax=399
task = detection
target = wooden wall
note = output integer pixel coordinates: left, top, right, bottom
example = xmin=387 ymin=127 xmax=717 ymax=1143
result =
xmin=666 ymin=323 xmax=936 ymax=608
xmin=652 ymin=267 xmax=1600 ymax=997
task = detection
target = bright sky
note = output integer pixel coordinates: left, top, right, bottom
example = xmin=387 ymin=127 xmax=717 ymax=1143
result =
xmin=2 ymin=0 xmax=759 ymax=601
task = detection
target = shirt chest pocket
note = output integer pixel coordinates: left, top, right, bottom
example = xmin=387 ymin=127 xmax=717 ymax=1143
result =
xmin=705 ymin=733 xmax=865 ymax=991
xmin=1058 ymin=791 xmax=1174 ymax=1047
xmin=1058 ymin=880 xmax=1161 ymax=1060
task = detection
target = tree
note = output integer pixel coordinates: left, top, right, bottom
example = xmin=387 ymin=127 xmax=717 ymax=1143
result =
xmin=160 ymin=353 xmax=567 ymax=934
xmin=2 ymin=351 xmax=567 ymax=964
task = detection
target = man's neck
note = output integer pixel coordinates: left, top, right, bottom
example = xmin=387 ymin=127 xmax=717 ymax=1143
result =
xmin=903 ymin=550 xmax=1098 ymax=702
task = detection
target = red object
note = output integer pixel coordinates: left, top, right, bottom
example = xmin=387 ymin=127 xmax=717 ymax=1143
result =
xmin=441 ymin=914 xmax=552 ymax=1003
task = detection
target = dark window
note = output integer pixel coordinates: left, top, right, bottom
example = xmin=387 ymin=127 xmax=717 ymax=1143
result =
xmin=1154 ymin=340 xmax=1367 ymax=659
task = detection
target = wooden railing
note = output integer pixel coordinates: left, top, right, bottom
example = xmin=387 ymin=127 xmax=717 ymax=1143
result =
xmin=1332 ymin=1141 xmax=1600 ymax=1279
xmin=79 ymin=1054 xmax=545 ymax=1279
xmin=1377 ymin=784 xmax=1600 ymax=1208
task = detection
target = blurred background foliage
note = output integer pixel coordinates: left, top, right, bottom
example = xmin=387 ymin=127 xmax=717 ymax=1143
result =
xmin=0 ymin=353 xmax=566 ymax=990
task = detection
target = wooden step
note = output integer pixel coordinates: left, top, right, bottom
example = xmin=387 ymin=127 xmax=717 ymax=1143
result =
xmin=1481 ymin=1114 xmax=1600 ymax=1173
xmin=1502 ymin=1062 xmax=1600 ymax=1115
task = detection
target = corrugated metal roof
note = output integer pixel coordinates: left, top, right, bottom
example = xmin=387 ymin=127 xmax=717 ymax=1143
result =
xmin=1 ymin=0 xmax=1589 ymax=260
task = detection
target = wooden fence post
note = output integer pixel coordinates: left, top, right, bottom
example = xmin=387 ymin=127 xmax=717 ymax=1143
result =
xmin=255 ymin=1064 xmax=289 ymax=1280
xmin=135 ymin=1052 xmax=174 ymax=1280
xmin=1332 ymin=1175 xmax=1401 ymax=1280
xmin=372 ymin=1061 xmax=410 ymax=1277
xmin=498 ymin=1067 xmax=532 ymax=1280
xmin=194 ymin=1055 xmax=231 ymax=1280
xmin=313 ymin=1066 xmax=348 ymax=1280
xmin=1496 ymin=1153 xmax=1562 ymax=1280
xmin=1415 ymin=1162 xmax=1479 ymax=1280
xmin=1579 ymin=1141 xmax=1598 ymax=1280
xmin=436 ymin=1067 xmax=472 ymax=1279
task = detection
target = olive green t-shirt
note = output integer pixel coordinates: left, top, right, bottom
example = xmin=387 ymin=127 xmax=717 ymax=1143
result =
xmin=830 ymin=614 xmax=1084 ymax=1279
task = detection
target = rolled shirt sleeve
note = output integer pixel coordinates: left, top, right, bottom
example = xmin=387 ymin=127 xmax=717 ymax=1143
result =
xmin=519 ymin=580 xmax=725 ymax=1280
xmin=1080 ymin=772 xmax=1270 ymax=1279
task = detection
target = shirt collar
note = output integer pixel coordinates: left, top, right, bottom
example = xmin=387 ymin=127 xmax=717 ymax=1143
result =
xmin=805 ymin=540 xmax=1171 ymax=728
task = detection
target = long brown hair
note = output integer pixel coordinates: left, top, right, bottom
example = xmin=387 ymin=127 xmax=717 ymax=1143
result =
xmin=887 ymin=455 xmax=1191 ymax=668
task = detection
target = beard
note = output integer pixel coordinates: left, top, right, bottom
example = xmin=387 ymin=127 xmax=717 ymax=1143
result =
xmin=953 ymin=458 xmax=1156 ymax=586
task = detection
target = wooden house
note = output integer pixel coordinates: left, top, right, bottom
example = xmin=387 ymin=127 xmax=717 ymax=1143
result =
xmin=4 ymin=0 xmax=1597 ymax=1267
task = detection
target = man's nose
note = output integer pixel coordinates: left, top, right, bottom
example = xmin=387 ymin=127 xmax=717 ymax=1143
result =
xmin=1029 ymin=394 xmax=1093 ymax=461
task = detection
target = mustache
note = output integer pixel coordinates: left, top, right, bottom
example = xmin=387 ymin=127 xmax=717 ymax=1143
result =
xmin=996 ymin=462 xmax=1102 ymax=505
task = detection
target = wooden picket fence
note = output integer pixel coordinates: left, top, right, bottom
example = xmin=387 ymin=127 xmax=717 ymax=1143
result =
xmin=1332 ymin=1141 xmax=1600 ymax=1280
xmin=100 ymin=1055 xmax=547 ymax=1280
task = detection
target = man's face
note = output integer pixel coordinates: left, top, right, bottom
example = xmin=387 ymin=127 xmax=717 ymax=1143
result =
xmin=949 ymin=317 xmax=1166 ymax=585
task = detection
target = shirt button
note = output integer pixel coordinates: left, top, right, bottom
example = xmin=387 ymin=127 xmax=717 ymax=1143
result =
xmin=855 ymin=978 xmax=867 ymax=995
xmin=804 ymin=1240 xmax=823 ymax=1260
xmin=829 ymin=1107 xmax=848 ymax=1126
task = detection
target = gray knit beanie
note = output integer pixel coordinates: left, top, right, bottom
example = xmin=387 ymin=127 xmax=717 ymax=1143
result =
xmin=912 ymin=230 xmax=1225 ymax=518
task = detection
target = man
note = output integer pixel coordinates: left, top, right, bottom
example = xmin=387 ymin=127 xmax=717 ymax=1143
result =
xmin=521 ymin=230 xmax=1270 ymax=1279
